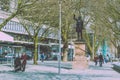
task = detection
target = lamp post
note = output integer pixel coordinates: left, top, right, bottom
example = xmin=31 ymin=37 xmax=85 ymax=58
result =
xmin=93 ymin=33 xmax=94 ymax=60
xmin=90 ymin=31 xmax=94 ymax=60
xmin=58 ymin=0 xmax=62 ymax=75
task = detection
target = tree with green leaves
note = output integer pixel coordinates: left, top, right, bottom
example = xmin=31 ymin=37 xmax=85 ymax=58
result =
xmin=18 ymin=0 xmax=58 ymax=64
xmin=0 ymin=0 xmax=59 ymax=64
xmin=58 ymin=0 xmax=80 ymax=61
xmin=73 ymin=0 xmax=117 ymax=59
xmin=83 ymin=0 xmax=120 ymax=59
xmin=102 ymin=0 xmax=120 ymax=57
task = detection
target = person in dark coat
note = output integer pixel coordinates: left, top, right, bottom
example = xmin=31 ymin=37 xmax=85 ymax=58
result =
xmin=41 ymin=52 xmax=45 ymax=62
xmin=21 ymin=53 xmax=27 ymax=72
xmin=99 ymin=53 xmax=104 ymax=67
xmin=94 ymin=55 xmax=98 ymax=66
xmin=14 ymin=56 xmax=21 ymax=72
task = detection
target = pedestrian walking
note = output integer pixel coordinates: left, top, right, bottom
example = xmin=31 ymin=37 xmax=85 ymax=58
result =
xmin=14 ymin=56 xmax=21 ymax=72
xmin=105 ymin=54 xmax=110 ymax=63
xmin=94 ymin=55 xmax=98 ymax=66
xmin=21 ymin=52 xmax=27 ymax=72
xmin=99 ymin=53 xmax=104 ymax=67
xmin=41 ymin=52 xmax=45 ymax=62
xmin=87 ymin=54 xmax=90 ymax=62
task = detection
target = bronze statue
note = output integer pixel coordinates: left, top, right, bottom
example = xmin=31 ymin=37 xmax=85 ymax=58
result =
xmin=73 ymin=14 xmax=83 ymax=41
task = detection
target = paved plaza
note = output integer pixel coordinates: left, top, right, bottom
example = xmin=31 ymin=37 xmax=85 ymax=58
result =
xmin=0 ymin=61 xmax=120 ymax=80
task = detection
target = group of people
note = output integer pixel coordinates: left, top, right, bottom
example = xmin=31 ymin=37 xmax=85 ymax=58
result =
xmin=14 ymin=52 xmax=45 ymax=72
xmin=14 ymin=53 xmax=27 ymax=72
xmin=94 ymin=53 xmax=110 ymax=67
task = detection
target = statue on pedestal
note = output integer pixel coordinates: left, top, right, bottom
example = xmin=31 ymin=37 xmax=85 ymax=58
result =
xmin=73 ymin=14 xmax=83 ymax=41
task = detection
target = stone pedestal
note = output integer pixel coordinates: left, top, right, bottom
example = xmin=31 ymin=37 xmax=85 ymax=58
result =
xmin=72 ymin=41 xmax=88 ymax=69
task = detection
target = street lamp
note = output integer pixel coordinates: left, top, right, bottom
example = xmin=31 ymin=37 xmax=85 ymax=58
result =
xmin=90 ymin=31 xmax=94 ymax=59
xmin=92 ymin=32 xmax=94 ymax=60
xmin=58 ymin=0 xmax=62 ymax=75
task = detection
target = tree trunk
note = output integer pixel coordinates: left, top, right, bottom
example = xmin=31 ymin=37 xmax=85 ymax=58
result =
xmin=63 ymin=50 xmax=68 ymax=62
xmin=33 ymin=36 xmax=38 ymax=64
xmin=62 ymin=42 xmax=68 ymax=62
